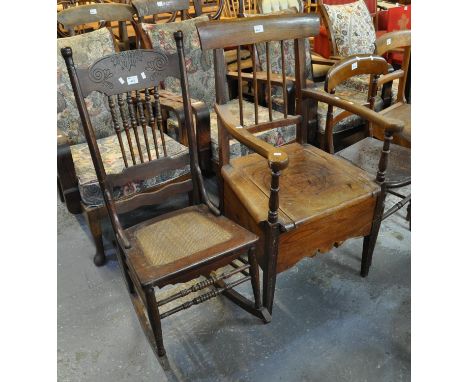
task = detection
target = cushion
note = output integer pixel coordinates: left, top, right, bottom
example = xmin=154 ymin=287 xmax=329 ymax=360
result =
xmin=57 ymin=28 xmax=117 ymax=145
xmin=323 ymin=0 xmax=376 ymax=57
xmin=70 ymin=127 xmax=190 ymax=207
xmin=142 ymin=15 xmax=216 ymax=109
xmin=167 ymin=99 xmax=297 ymax=162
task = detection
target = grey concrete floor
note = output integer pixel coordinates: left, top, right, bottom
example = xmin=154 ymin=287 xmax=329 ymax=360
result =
xmin=58 ymin=180 xmax=410 ymax=382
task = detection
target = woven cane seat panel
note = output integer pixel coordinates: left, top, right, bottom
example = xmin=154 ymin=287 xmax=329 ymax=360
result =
xmin=135 ymin=211 xmax=233 ymax=267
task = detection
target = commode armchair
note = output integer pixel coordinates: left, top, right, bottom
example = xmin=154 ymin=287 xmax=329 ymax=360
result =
xmin=197 ymin=14 xmax=403 ymax=314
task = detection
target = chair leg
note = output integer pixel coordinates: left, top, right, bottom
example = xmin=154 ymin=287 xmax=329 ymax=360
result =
xmin=262 ymin=224 xmax=280 ymax=315
xmin=85 ymin=207 xmax=106 ymax=267
xmin=145 ymin=287 xmax=166 ymax=357
xmin=406 ymin=200 xmax=411 ymax=230
xmin=361 ymin=194 xmax=385 ymax=277
xmin=247 ymin=246 xmax=261 ymax=310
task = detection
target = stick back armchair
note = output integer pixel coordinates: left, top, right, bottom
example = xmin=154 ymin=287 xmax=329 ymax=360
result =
xmin=61 ymin=34 xmax=269 ymax=357
xmin=197 ymin=14 xmax=403 ymax=314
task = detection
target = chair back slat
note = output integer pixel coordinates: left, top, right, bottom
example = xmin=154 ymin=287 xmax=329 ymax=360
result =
xmin=153 ymin=87 xmax=168 ymax=157
xmin=126 ymin=91 xmax=145 ymax=162
xmin=251 ymin=44 xmax=259 ymax=125
xmin=117 ymin=93 xmax=137 ymax=165
xmin=108 ymin=95 xmax=129 ymax=167
xmin=61 ymin=39 xmax=204 ymax=219
xmin=136 ymin=91 xmax=153 ymax=160
xmin=236 ymin=47 xmax=244 ymax=126
xmin=197 ymin=14 xmax=319 ymax=49
xmin=265 ymin=41 xmax=273 ymax=121
xmin=280 ymin=39 xmax=287 ymax=118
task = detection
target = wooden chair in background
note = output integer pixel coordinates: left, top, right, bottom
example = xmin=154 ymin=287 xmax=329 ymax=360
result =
xmin=304 ymin=53 xmax=410 ymax=233
xmin=197 ymin=14 xmax=403 ymax=314
xmin=61 ymin=35 xmax=269 ymax=357
xmin=57 ymin=1 xmax=136 ymax=49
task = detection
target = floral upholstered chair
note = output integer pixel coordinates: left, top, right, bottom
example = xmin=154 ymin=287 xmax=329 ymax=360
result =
xmin=57 ymin=28 xmax=191 ymax=266
xmin=141 ymin=15 xmax=297 ymax=173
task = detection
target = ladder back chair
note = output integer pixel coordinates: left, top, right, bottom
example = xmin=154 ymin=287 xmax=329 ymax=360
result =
xmin=57 ymin=2 xmax=136 ymax=50
xmin=61 ymin=35 xmax=269 ymax=358
xmin=198 ymin=14 xmax=404 ymax=314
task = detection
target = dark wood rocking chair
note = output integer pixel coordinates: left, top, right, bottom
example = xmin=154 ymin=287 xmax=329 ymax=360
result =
xmin=197 ymin=14 xmax=404 ymax=314
xmin=61 ymin=33 xmax=269 ymax=358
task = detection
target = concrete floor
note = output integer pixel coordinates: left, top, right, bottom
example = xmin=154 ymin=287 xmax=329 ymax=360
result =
xmin=58 ymin=181 xmax=410 ymax=382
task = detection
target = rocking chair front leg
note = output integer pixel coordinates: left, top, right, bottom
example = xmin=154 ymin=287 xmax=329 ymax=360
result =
xmin=144 ymin=287 xmax=166 ymax=357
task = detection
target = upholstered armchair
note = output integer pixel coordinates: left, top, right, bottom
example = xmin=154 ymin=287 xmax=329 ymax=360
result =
xmin=57 ymin=28 xmax=191 ymax=266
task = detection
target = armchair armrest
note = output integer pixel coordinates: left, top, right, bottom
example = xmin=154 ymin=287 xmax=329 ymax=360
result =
xmin=377 ymin=69 xmax=405 ymax=87
xmin=302 ymin=88 xmax=404 ymax=134
xmin=215 ymin=103 xmax=289 ymax=171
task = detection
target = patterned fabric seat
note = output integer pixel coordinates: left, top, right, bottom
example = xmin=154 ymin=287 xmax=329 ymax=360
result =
xmin=143 ymin=15 xmax=297 ymax=164
xmin=70 ymin=127 xmax=190 ymax=207
xmin=167 ymin=99 xmax=296 ymax=161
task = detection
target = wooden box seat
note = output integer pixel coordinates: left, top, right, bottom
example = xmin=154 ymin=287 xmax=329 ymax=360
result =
xmin=222 ymin=143 xmax=380 ymax=273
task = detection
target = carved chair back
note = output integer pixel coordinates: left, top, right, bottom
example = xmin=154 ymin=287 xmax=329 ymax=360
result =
xmin=375 ymin=30 xmax=411 ymax=104
xmin=323 ymin=54 xmax=388 ymax=152
xmin=197 ymin=14 xmax=320 ymax=168
xmin=61 ymin=34 xmax=211 ymax=246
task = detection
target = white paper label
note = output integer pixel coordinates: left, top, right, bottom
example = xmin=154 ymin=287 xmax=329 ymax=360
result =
xmin=90 ymin=8 xmax=97 ymax=14
xmin=118 ymin=77 xmax=125 ymax=84
xmin=141 ymin=72 xmax=146 ymax=79
xmin=254 ymin=25 xmax=264 ymax=33
xmin=273 ymin=152 xmax=282 ymax=156
xmin=386 ymin=38 xmax=392 ymax=45
xmin=351 ymin=62 xmax=358 ymax=70
xmin=127 ymin=76 xmax=139 ymax=85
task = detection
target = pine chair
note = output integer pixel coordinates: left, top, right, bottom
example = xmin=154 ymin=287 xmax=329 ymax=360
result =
xmin=197 ymin=13 xmax=404 ymax=314
xmin=61 ymin=34 xmax=269 ymax=357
